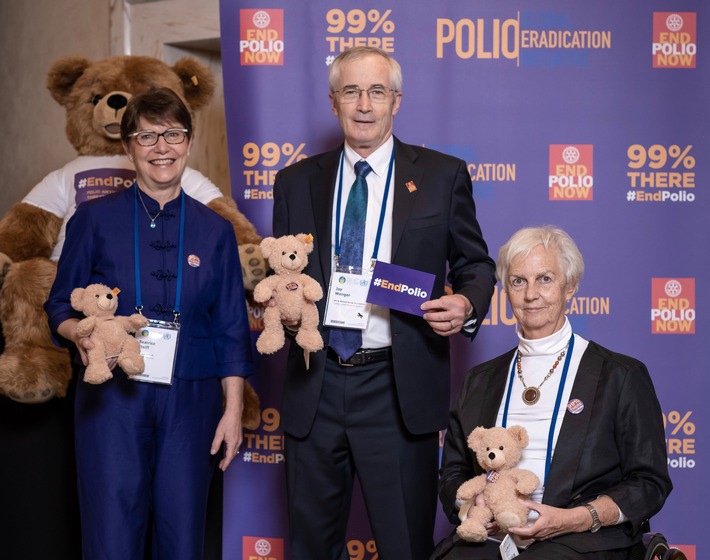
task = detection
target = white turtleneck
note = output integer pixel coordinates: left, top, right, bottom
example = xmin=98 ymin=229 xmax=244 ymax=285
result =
xmin=495 ymin=317 xmax=589 ymax=509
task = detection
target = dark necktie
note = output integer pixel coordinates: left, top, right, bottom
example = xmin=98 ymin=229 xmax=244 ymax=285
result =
xmin=329 ymin=160 xmax=372 ymax=361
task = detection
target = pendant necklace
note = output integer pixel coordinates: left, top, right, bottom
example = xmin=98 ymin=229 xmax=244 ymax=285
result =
xmin=137 ymin=189 xmax=162 ymax=228
xmin=516 ymin=341 xmax=570 ymax=405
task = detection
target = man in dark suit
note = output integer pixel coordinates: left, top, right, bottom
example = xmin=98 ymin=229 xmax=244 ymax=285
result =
xmin=271 ymin=47 xmax=496 ymax=560
xmin=433 ymin=226 xmax=672 ymax=559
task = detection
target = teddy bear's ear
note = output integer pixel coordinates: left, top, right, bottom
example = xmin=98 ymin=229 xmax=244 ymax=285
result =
xmin=467 ymin=426 xmax=486 ymax=450
xmin=171 ymin=58 xmax=216 ymax=112
xmin=295 ymin=233 xmax=314 ymax=254
xmin=47 ymin=56 xmax=93 ymax=107
xmin=507 ymin=425 xmax=529 ymax=448
xmin=260 ymin=237 xmax=277 ymax=260
xmin=70 ymin=287 xmax=86 ymax=312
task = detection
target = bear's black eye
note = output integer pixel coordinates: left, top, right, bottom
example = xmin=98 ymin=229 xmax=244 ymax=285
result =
xmin=486 ymin=447 xmax=490 ymax=451
xmin=91 ymin=94 xmax=102 ymax=105
xmin=499 ymin=446 xmax=504 ymax=450
xmin=282 ymin=251 xmax=286 ymax=255
xmin=95 ymin=294 xmax=100 ymax=298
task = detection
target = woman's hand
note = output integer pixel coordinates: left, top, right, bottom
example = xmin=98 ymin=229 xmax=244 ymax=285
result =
xmin=508 ymin=499 xmax=594 ymax=540
xmin=211 ymin=376 xmax=245 ymax=471
xmin=57 ymin=318 xmax=93 ymax=366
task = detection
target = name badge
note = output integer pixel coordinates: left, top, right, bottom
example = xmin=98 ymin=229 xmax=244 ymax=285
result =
xmin=323 ymin=270 xmax=371 ymax=329
xmin=133 ymin=319 xmax=180 ymax=385
xmin=499 ymin=535 xmax=520 ymax=559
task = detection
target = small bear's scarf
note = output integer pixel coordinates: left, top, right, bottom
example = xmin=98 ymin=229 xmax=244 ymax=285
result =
xmin=486 ymin=470 xmax=500 ymax=483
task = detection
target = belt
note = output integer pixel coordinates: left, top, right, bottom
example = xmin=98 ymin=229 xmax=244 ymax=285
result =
xmin=327 ymin=347 xmax=392 ymax=367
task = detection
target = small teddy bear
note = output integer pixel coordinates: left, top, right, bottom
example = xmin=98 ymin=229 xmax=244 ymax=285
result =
xmin=455 ymin=425 xmax=540 ymax=542
xmin=253 ymin=233 xmax=324 ymax=354
xmin=70 ymin=284 xmax=148 ymax=384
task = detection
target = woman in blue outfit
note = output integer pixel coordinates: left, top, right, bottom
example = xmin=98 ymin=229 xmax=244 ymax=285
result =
xmin=45 ymin=87 xmax=253 ymax=560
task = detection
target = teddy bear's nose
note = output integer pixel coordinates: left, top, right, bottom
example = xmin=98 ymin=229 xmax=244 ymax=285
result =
xmin=107 ymin=94 xmax=128 ymax=111
xmin=289 ymin=253 xmax=296 ymax=261
xmin=106 ymin=294 xmax=113 ymax=300
xmin=488 ymin=452 xmax=496 ymax=460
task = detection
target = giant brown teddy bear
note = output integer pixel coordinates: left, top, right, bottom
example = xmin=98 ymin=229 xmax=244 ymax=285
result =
xmin=0 ymin=55 xmax=261 ymax=428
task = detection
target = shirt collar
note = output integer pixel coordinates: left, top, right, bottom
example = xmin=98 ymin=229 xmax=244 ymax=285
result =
xmin=343 ymin=135 xmax=394 ymax=178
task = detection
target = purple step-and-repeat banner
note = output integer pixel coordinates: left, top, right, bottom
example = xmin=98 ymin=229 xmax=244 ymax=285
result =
xmin=218 ymin=2 xmax=705 ymax=558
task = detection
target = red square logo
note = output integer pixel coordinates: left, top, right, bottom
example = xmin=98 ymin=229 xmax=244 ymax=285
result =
xmin=240 ymin=9 xmax=285 ymax=66
xmin=653 ymin=13 xmax=696 ymax=68
xmin=548 ymin=145 xmax=593 ymax=201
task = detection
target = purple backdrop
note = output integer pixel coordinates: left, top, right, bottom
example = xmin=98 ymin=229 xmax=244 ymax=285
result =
xmin=220 ymin=2 xmax=705 ymax=558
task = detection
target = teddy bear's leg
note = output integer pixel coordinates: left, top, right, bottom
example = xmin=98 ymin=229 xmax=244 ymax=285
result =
xmin=256 ymin=306 xmax=286 ymax=354
xmin=456 ymin=505 xmax=493 ymax=542
xmin=241 ymin=380 xmax=261 ymax=430
xmin=294 ymin=304 xmax=324 ymax=353
xmin=0 ymin=258 xmax=72 ymax=403
xmin=494 ymin=504 xmax=530 ymax=532
xmin=83 ymin=343 xmax=113 ymax=384
xmin=117 ymin=336 xmax=145 ymax=376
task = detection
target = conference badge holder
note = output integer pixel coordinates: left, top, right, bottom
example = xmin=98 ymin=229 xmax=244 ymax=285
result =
xmin=323 ymin=266 xmax=371 ymax=330
xmin=133 ymin=319 xmax=180 ymax=385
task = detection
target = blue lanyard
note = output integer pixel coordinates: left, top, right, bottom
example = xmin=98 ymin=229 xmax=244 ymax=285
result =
xmin=133 ymin=185 xmax=185 ymax=322
xmin=501 ymin=334 xmax=575 ymax=484
xmin=334 ymin=145 xmax=395 ymax=270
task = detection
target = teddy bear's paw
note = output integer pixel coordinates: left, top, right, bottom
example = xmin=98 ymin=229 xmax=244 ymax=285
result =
xmin=119 ymin=356 xmax=145 ymax=376
xmin=256 ymin=332 xmax=285 ymax=355
xmin=495 ymin=511 xmax=527 ymax=531
xmin=456 ymin=523 xmax=487 ymax=543
xmin=239 ymin=243 xmax=267 ymax=291
xmin=84 ymin=367 xmax=113 ymax=384
xmin=295 ymin=330 xmax=324 ymax=352
xmin=2 ymin=386 xmax=55 ymax=404
xmin=0 ymin=252 xmax=13 ymax=289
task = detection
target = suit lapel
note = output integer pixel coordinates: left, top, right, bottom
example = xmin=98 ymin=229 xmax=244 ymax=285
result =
xmin=542 ymin=345 xmax=603 ymax=507
xmin=391 ymin=138 xmax=424 ymax=259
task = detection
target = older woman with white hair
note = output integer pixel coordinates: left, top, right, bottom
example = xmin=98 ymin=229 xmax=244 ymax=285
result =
xmin=432 ymin=226 xmax=672 ymax=559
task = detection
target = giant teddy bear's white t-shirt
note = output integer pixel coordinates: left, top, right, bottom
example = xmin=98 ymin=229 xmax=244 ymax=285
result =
xmin=22 ymin=155 xmax=224 ymax=261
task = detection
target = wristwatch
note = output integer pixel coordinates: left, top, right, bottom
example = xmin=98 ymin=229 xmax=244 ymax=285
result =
xmin=584 ymin=503 xmax=602 ymax=533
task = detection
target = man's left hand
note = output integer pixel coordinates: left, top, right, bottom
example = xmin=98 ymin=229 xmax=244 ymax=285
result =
xmin=421 ymin=294 xmax=472 ymax=337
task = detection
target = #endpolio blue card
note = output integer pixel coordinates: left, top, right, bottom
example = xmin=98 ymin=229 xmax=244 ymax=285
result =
xmin=366 ymin=261 xmax=435 ymax=316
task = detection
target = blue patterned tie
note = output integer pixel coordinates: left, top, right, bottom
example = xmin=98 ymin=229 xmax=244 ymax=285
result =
xmin=329 ymin=160 xmax=372 ymax=361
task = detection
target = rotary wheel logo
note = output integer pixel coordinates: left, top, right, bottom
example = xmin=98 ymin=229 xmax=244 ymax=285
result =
xmin=253 ymin=11 xmax=271 ymax=28
xmin=254 ymin=539 xmax=272 ymax=555
xmin=562 ymin=146 xmax=580 ymax=165
xmin=665 ymin=14 xmax=683 ymax=32
xmin=664 ymin=279 xmax=682 ymax=298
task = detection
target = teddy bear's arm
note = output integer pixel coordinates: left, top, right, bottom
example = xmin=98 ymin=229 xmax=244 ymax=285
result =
xmin=253 ymin=276 xmax=278 ymax=303
xmin=301 ymin=276 xmax=324 ymax=302
xmin=456 ymin=474 xmax=487 ymax=501
xmin=75 ymin=316 xmax=97 ymax=338
xmin=206 ymin=197 xmax=262 ymax=246
xmin=115 ymin=314 xmax=149 ymax=332
xmin=510 ymin=468 xmax=540 ymax=495
xmin=0 ymin=203 xmax=63 ymax=262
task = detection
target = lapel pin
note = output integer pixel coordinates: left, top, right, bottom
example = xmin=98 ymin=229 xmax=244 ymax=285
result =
xmin=405 ymin=180 xmax=417 ymax=193
xmin=187 ymin=254 xmax=201 ymax=268
xmin=567 ymin=398 xmax=584 ymax=414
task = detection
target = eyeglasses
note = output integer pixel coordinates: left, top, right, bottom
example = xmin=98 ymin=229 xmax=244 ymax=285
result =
xmin=129 ymin=128 xmax=189 ymax=147
xmin=332 ymin=86 xmax=397 ymax=104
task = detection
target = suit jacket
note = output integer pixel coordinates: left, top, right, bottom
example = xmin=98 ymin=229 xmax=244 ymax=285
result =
xmin=272 ymin=136 xmax=496 ymax=438
xmin=438 ymin=340 xmax=673 ymax=554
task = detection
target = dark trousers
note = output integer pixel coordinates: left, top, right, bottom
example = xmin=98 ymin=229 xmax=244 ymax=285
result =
xmin=74 ymin=375 xmax=222 ymax=560
xmin=285 ymin=356 xmax=439 ymax=560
